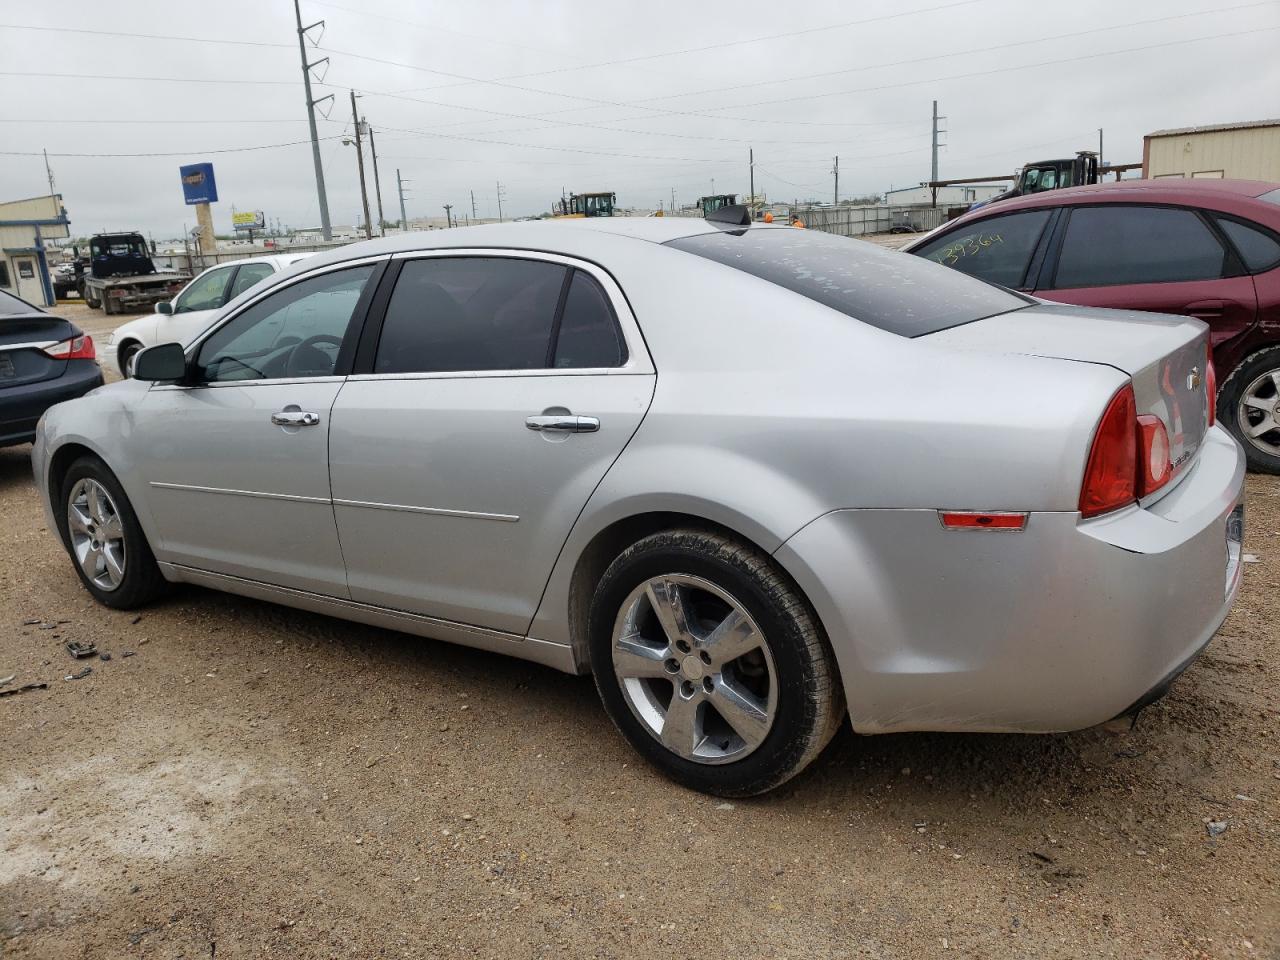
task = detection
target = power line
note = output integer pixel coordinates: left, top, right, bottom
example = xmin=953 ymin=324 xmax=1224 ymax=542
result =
xmin=692 ymin=24 xmax=1280 ymax=114
xmin=0 ymin=70 xmax=299 ymax=86
xmin=603 ymin=1 xmax=1278 ymax=108
xmin=0 ymin=22 xmax=293 ymax=48
xmin=383 ymin=0 xmax=982 ymax=95
xmin=0 ymin=136 xmax=345 ymax=159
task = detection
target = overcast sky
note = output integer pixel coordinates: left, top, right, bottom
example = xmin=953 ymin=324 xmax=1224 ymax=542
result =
xmin=3 ymin=0 xmax=1278 ymax=238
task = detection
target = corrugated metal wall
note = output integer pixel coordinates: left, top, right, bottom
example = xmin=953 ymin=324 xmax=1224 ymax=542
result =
xmin=1145 ymin=126 xmax=1280 ymax=180
xmin=788 ymin=204 xmax=946 ymax=238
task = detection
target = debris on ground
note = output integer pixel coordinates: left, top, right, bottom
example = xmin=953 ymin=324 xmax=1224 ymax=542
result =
xmin=122 ymin=651 xmax=137 ymax=658
xmin=130 ymin=615 xmax=143 ymax=625
xmin=1206 ymin=820 xmax=1229 ymax=837
xmin=66 ymin=640 xmax=97 ymax=659
xmin=0 ymin=681 xmax=48 ymax=699
xmin=0 ymin=673 xmax=15 ymax=687
xmin=99 ymin=652 xmax=112 ymax=662
xmin=64 ymin=666 xmax=93 ymax=681
xmin=22 ymin=617 xmax=40 ymax=625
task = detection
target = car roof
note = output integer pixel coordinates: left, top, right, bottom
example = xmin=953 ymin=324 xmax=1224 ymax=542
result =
xmin=292 ymin=217 xmax=792 ymax=274
xmin=977 ymin=178 xmax=1277 ymax=213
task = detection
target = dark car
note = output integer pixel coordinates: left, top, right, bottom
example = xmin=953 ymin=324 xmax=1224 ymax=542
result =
xmin=905 ymin=179 xmax=1280 ymax=473
xmin=0 ymin=289 xmax=103 ymax=447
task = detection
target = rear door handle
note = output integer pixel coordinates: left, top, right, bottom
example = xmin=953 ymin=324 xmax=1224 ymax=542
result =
xmin=271 ymin=410 xmax=321 ymax=427
xmin=525 ymin=415 xmax=600 ymax=434
xmin=1184 ymin=299 xmax=1227 ymax=319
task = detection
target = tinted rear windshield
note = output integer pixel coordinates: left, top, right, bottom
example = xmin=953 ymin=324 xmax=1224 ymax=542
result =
xmin=0 ymin=289 xmax=40 ymax=316
xmin=666 ymin=227 xmax=1030 ymax=337
xmin=1259 ymin=187 xmax=1280 ymax=206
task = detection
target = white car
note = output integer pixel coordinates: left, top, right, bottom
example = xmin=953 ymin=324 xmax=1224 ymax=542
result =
xmin=105 ymin=253 xmax=314 ymax=375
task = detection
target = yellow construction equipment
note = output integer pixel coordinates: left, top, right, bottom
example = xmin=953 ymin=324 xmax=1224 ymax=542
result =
xmin=551 ymin=191 xmax=616 ymax=218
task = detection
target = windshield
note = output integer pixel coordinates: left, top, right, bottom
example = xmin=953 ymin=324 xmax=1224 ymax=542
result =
xmin=665 ymin=227 xmax=1031 ymax=337
xmin=0 ymin=288 xmax=40 ymax=316
xmin=91 ymin=237 xmax=148 ymax=258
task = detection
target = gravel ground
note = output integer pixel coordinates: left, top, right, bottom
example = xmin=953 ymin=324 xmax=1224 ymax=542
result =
xmin=1 ymin=303 xmax=1277 ymax=959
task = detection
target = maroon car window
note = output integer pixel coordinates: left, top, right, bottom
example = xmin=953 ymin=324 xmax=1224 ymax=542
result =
xmin=1214 ymin=217 xmax=1280 ymax=273
xmin=1053 ymin=206 xmax=1228 ymax=289
xmin=912 ymin=210 xmax=1052 ymax=289
xmin=1258 ymin=187 xmax=1280 ymax=206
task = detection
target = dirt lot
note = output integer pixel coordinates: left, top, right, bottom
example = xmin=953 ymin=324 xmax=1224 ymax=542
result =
xmin=1 ymin=303 xmax=1277 ymax=959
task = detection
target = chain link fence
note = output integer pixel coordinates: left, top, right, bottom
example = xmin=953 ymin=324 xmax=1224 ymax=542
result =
xmin=787 ymin=204 xmax=949 ymax=238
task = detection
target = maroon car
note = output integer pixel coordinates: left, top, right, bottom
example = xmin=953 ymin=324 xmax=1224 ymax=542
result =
xmin=906 ymin=179 xmax=1280 ymax=473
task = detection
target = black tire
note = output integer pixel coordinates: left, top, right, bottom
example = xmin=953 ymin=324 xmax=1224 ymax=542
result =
xmin=55 ymin=456 xmax=168 ymax=609
xmin=102 ymin=295 xmax=116 ymax=316
xmin=588 ymin=528 xmax=846 ymax=797
xmin=85 ymin=289 xmax=101 ymax=310
xmin=1219 ymin=345 xmax=1280 ymax=475
xmin=117 ymin=341 xmax=142 ymax=378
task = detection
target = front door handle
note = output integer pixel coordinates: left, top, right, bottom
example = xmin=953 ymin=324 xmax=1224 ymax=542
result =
xmin=271 ymin=410 xmax=321 ymax=427
xmin=1184 ymin=299 xmax=1227 ymax=319
xmin=525 ymin=415 xmax=600 ymax=434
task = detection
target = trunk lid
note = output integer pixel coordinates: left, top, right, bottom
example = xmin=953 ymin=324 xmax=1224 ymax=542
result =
xmin=930 ymin=302 xmax=1211 ymax=494
xmin=0 ymin=315 xmax=75 ymax=389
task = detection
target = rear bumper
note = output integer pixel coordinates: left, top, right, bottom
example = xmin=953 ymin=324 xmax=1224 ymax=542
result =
xmin=0 ymin=361 xmax=103 ymax=447
xmin=775 ymin=425 xmax=1246 ymax=734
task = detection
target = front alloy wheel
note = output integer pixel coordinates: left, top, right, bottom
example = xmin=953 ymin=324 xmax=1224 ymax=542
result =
xmin=612 ymin=574 xmax=778 ymax=764
xmin=67 ymin=478 xmax=126 ymax=591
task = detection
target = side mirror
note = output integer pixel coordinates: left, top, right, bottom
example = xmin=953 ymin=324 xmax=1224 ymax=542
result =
xmin=155 ymin=301 xmax=173 ymax=315
xmin=132 ymin=342 xmax=188 ymax=381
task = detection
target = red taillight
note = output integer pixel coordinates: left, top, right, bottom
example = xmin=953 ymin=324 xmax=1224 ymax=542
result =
xmin=1079 ymin=385 xmax=1137 ymax=518
xmin=1136 ymin=414 xmax=1172 ymax=497
xmin=43 ymin=334 xmax=96 ymax=361
xmin=1205 ymin=344 xmax=1216 ymax=427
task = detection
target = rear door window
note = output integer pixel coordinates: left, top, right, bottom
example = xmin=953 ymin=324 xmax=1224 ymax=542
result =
xmin=1213 ymin=217 xmax=1280 ymax=273
xmin=667 ymin=228 xmax=1030 ymax=337
xmin=228 ymin=262 xmax=276 ymax=299
xmin=175 ymin=266 xmax=235 ymax=314
xmin=375 ymin=257 xmax=568 ymax=374
xmin=552 ymin=271 xmax=626 ymax=368
xmin=1051 ymin=206 xmax=1229 ymax=288
xmin=913 ymin=209 xmax=1053 ymax=288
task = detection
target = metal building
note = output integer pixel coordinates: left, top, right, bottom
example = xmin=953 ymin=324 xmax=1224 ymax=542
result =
xmin=0 ymin=194 xmax=70 ymax=306
xmin=1143 ymin=119 xmax=1280 ymax=181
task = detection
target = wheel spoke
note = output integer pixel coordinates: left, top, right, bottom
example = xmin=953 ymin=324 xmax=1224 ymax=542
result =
xmin=645 ymin=577 xmax=694 ymax=647
xmin=700 ymin=608 xmax=762 ymax=667
xmin=87 ymin=482 xmax=108 ymax=524
xmin=98 ymin=513 xmax=123 ymax=542
xmin=1247 ymin=413 xmax=1277 ymax=438
xmin=102 ymin=545 xmax=125 ymax=584
xmin=79 ymin=544 xmax=102 ymax=580
xmin=1243 ymin=393 xmax=1273 ymax=413
xmin=709 ymin=678 xmax=771 ymax=749
xmin=1270 ymin=369 xmax=1280 ymax=393
xmin=68 ymin=503 xmax=93 ymax=536
xmin=661 ymin=691 xmax=701 ymax=758
xmin=613 ymin=634 xmax=671 ymax=680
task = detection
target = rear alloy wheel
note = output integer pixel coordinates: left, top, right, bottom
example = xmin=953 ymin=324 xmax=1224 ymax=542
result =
xmin=1221 ymin=346 xmax=1280 ymax=474
xmin=589 ymin=529 xmax=845 ymax=796
xmin=58 ymin=457 xmax=168 ymax=608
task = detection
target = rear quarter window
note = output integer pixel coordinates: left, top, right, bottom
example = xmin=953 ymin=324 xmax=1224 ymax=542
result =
xmin=665 ymin=227 xmax=1029 ymax=337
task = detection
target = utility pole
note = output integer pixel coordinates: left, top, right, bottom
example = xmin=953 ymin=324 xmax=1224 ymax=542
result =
xmin=1098 ymin=127 xmax=1104 ymax=170
xmin=365 ymin=120 xmax=385 ymax=236
xmin=294 ymin=0 xmax=332 ymax=240
xmin=443 ymin=204 xmax=453 ymax=228
xmin=349 ymin=90 xmax=372 ymax=240
xmin=496 ymin=181 xmax=506 ymax=222
xmin=396 ymin=168 xmax=409 ymax=229
xmin=930 ymin=100 xmax=947 ymax=208
xmin=42 ymin=146 xmax=56 ymax=197
xmin=749 ymin=148 xmax=754 ymax=208
xmin=471 ymin=190 xmax=477 ymax=221
xmin=832 ymin=155 xmax=839 ymax=206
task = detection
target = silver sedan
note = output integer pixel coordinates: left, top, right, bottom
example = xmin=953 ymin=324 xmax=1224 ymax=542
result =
xmin=33 ymin=215 xmax=1245 ymax=796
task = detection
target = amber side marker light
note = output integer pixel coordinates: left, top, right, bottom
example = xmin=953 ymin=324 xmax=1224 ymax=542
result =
xmin=938 ymin=511 xmax=1028 ymax=531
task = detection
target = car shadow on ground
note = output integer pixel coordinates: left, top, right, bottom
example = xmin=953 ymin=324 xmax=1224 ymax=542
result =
xmin=138 ymin=579 xmax=1190 ymax=814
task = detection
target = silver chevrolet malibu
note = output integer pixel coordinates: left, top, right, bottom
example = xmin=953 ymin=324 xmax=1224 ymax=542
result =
xmin=33 ymin=214 xmax=1245 ymax=796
